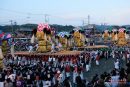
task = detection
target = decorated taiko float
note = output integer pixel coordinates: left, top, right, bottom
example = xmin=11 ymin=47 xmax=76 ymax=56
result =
xmin=110 ymin=29 xmax=118 ymax=42
xmin=103 ymin=27 xmax=129 ymax=46
xmin=31 ymin=23 xmax=52 ymax=52
xmin=0 ymin=31 xmax=13 ymax=68
xmin=102 ymin=30 xmax=110 ymax=42
xmin=70 ymin=27 xmax=85 ymax=47
xmin=117 ymin=28 xmax=129 ymax=46
xmin=57 ymin=32 xmax=69 ymax=49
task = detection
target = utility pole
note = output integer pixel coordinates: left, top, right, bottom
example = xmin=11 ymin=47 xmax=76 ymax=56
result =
xmin=44 ymin=14 xmax=49 ymax=23
xmin=82 ymin=20 xmax=85 ymax=26
xmin=82 ymin=20 xmax=85 ymax=30
xmin=10 ymin=20 xmax=13 ymax=35
xmin=14 ymin=21 xmax=17 ymax=31
xmin=88 ymin=15 xmax=90 ymax=25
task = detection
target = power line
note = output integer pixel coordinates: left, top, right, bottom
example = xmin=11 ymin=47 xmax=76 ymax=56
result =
xmin=0 ymin=8 xmax=84 ymax=21
xmin=0 ymin=8 xmax=46 ymax=16
xmin=0 ymin=8 xmax=90 ymax=25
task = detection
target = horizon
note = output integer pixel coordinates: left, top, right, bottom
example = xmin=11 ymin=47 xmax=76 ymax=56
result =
xmin=1 ymin=23 xmax=130 ymax=27
xmin=0 ymin=0 xmax=130 ymax=26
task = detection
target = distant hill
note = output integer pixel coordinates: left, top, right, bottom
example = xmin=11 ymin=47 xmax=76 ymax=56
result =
xmin=0 ymin=23 xmax=130 ymax=33
xmin=0 ymin=24 xmax=74 ymax=33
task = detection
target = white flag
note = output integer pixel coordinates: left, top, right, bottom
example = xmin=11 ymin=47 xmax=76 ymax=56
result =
xmin=0 ymin=47 xmax=3 ymax=59
xmin=11 ymin=45 xmax=14 ymax=57
xmin=31 ymin=34 xmax=35 ymax=43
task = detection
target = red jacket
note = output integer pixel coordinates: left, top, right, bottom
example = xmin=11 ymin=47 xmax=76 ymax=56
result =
xmin=96 ymin=55 xmax=100 ymax=61
xmin=65 ymin=65 xmax=70 ymax=72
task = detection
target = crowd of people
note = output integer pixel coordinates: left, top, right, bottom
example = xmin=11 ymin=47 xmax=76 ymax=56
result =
xmin=0 ymin=48 xmax=130 ymax=87
xmin=87 ymin=65 xmax=130 ymax=87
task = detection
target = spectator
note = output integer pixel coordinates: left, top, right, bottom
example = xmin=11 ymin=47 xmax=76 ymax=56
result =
xmin=110 ymin=70 xmax=119 ymax=87
xmin=114 ymin=59 xmax=119 ymax=70
xmin=4 ymin=78 xmax=13 ymax=87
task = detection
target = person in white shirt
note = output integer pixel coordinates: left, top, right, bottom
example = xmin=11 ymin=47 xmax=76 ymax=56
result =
xmin=0 ymin=82 xmax=3 ymax=87
xmin=29 ymin=45 xmax=33 ymax=53
xmin=112 ymin=51 xmax=115 ymax=58
xmin=52 ymin=57 xmax=55 ymax=62
xmin=110 ymin=70 xmax=119 ymax=87
xmin=114 ymin=59 xmax=119 ymax=70
xmin=51 ymin=43 xmax=55 ymax=52
xmin=8 ymin=74 xmax=16 ymax=83
xmin=48 ymin=56 xmax=52 ymax=62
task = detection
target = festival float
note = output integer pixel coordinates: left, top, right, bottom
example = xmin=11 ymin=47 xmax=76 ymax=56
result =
xmin=102 ymin=30 xmax=110 ymax=42
xmin=31 ymin=23 xmax=52 ymax=52
xmin=69 ymin=27 xmax=109 ymax=50
xmin=117 ymin=28 xmax=129 ymax=46
xmin=71 ymin=27 xmax=85 ymax=47
xmin=57 ymin=32 xmax=69 ymax=50
xmin=110 ymin=29 xmax=118 ymax=43
xmin=12 ymin=23 xmax=82 ymax=59
xmin=10 ymin=24 xmax=111 ymax=59
xmin=0 ymin=31 xmax=12 ymax=68
xmin=103 ymin=27 xmax=129 ymax=46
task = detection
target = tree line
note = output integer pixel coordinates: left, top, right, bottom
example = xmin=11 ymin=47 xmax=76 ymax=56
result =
xmin=0 ymin=24 xmax=74 ymax=33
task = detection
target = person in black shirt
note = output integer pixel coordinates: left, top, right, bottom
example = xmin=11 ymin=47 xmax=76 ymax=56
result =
xmin=0 ymin=70 xmax=5 ymax=82
xmin=126 ymin=60 xmax=130 ymax=74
